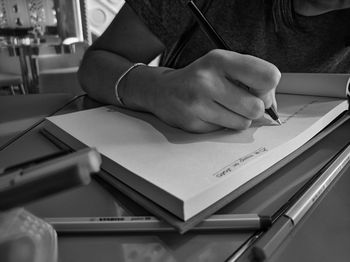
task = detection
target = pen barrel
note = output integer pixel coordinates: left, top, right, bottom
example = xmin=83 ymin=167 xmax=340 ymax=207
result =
xmin=49 ymin=220 xmax=174 ymax=233
xmin=187 ymin=1 xmax=230 ymax=50
xmin=0 ymin=164 xmax=91 ymax=211
xmin=285 ymin=143 xmax=350 ymax=224
xmin=23 ymin=147 xmax=101 ymax=176
xmin=198 ymin=214 xmax=270 ymax=230
xmin=253 ymin=144 xmax=350 ymax=261
xmin=46 ymin=214 xmax=269 ymax=233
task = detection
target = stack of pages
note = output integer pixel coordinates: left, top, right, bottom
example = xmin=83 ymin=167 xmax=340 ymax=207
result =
xmin=45 ymin=73 xmax=349 ymax=223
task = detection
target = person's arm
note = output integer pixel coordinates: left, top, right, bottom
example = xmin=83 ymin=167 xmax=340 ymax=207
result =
xmin=78 ymin=4 xmax=164 ymax=108
xmin=78 ymin=3 xmax=281 ymax=133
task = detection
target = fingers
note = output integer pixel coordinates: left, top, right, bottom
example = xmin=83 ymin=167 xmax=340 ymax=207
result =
xmin=150 ymin=50 xmax=281 ymax=133
xmin=173 ymin=101 xmax=253 ymax=133
xmin=205 ymin=50 xmax=281 ymax=108
xmin=155 ymin=96 xmax=254 ymax=133
xmin=212 ymin=77 xmax=265 ymax=120
xmin=196 ymin=101 xmax=252 ymax=130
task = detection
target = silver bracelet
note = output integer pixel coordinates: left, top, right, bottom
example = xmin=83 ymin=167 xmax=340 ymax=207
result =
xmin=115 ymin=63 xmax=146 ymax=106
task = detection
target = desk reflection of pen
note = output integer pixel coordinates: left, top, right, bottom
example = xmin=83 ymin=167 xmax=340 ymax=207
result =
xmin=187 ymin=0 xmax=282 ymax=125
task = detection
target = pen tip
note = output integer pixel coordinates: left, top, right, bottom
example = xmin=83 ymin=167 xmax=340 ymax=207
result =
xmin=276 ymin=119 xmax=282 ymax=125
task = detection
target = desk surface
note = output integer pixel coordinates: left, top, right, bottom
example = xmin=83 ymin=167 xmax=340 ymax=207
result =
xmin=0 ymin=94 xmax=349 ymax=262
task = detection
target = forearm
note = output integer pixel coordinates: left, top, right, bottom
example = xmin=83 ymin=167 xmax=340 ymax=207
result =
xmin=78 ymin=49 xmax=166 ymax=112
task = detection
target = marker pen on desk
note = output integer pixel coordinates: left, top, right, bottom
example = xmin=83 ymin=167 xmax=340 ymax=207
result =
xmin=45 ymin=214 xmax=271 ymax=233
xmin=0 ymin=148 xmax=101 ymax=211
xmin=253 ymin=143 xmax=350 ymax=261
xmin=187 ymin=0 xmax=282 ymax=125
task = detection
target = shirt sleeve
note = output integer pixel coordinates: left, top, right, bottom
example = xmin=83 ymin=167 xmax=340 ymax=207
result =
xmin=125 ymin=0 xmax=197 ymax=48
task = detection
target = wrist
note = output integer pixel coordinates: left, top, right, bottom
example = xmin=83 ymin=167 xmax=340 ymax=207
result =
xmin=115 ymin=63 xmax=145 ymax=106
xmin=120 ymin=65 xmax=169 ymax=113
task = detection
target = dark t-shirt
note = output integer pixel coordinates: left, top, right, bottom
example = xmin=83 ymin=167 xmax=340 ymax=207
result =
xmin=126 ymin=0 xmax=350 ymax=72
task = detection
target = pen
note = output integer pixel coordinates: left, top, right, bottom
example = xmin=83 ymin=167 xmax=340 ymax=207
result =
xmin=187 ymin=0 xmax=282 ymax=125
xmin=45 ymin=214 xmax=271 ymax=233
xmin=0 ymin=148 xmax=101 ymax=211
xmin=252 ymin=143 xmax=350 ymax=261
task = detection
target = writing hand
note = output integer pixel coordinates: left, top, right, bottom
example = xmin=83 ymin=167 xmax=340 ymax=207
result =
xmin=148 ymin=50 xmax=281 ymax=133
xmin=121 ymin=49 xmax=281 ymax=133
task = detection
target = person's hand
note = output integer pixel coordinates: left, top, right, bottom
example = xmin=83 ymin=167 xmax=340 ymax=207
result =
xmin=151 ymin=49 xmax=281 ymax=133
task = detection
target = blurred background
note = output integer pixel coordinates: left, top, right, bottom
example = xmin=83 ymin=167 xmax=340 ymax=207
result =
xmin=0 ymin=0 xmax=124 ymax=96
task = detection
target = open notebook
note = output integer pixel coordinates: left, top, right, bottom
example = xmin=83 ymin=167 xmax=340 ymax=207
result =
xmin=45 ymin=73 xmax=349 ymax=221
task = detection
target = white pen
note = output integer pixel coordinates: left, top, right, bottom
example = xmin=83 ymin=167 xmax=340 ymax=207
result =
xmin=45 ymin=214 xmax=271 ymax=233
xmin=285 ymin=144 xmax=350 ymax=224
xmin=253 ymin=143 xmax=350 ymax=261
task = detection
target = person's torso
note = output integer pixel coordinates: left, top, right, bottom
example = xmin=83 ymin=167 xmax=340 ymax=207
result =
xmin=170 ymin=0 xmax=350 ymax=73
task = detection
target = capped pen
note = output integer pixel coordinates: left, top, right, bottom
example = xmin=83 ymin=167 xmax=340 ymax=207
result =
xmin=0 ymin=148 xmax=101 ymax=211
xmin=46 ymin=214 xmax=271 ymax=233
xmin=253 ymin=143 xmax=350 ymax=261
